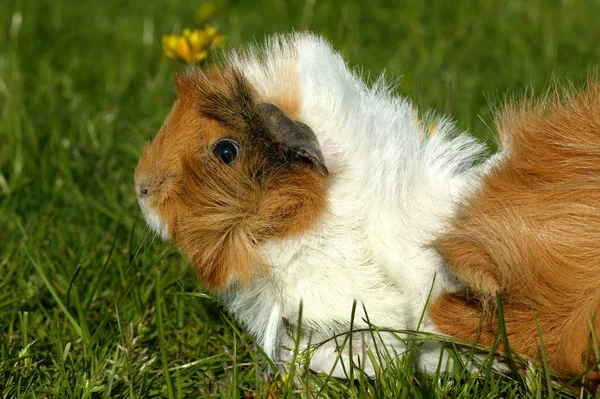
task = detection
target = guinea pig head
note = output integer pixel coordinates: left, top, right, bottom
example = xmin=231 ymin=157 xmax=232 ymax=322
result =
xmin=134 ymin=69 xmax=329 ymax=290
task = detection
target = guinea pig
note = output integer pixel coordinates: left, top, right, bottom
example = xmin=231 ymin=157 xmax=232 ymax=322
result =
xmin=134 ymin=33 xmax=489 ymax=377
xmin=430 ymin=81 xmax=600 ymax=388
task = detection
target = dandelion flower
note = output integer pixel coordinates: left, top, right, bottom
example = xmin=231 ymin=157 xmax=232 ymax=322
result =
xmin=162 ymin=25 xmax=226 ymax=63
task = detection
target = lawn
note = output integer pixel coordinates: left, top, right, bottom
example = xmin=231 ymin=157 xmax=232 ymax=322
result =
xmin=2 ymin=0 xmax=600 ymax=397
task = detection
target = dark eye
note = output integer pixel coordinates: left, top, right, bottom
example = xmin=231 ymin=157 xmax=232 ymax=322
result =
xmin=212 ymin=139 xmax=239 ymax=165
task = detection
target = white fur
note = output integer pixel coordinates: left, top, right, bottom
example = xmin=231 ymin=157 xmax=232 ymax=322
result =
xmin=139 ymin=199 xmax=169 ymax=239
xmin=211 ymin=33 xmax=491 ymax=377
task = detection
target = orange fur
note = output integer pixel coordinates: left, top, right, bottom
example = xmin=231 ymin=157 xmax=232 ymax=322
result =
xmin=135 ymin=69 xmax=329 ymax=289
xmin=271 ymin=61 xmax=301 ymax=119
xmin=431 ymin=80 xmax=600 ymax=387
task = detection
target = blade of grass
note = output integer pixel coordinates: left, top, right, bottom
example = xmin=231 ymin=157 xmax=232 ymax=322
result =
xmin=24 ymin=244 xmax=82 ymax=338
xmin=84 ymin=227 xmax=120 ymax=306
xmin=495 ymin=293 xmax=522 ymax=382
xmin=362 ymin=303 xmax=383 ymax=376
xmin=348 ymin=299 xmax=357 ymax=390
xmin=65 ymin=264 xmax=82 ymax=309
xmin=532 ymin=310 xmax=554 ymax=398
xmin=286 ymin=300 xmax=305 ymax=394
xmin=88 ymin=272 xmax=140 ymax=347
xmin=232 ymin=325 xmax=239 ymax=399
xmin=155 ymin=268 xmax=175 ymax=399
xmin=71 ymin=286 xmax=91 ymax=351
xmin=219 ymin=311 xmax=278 ymax=373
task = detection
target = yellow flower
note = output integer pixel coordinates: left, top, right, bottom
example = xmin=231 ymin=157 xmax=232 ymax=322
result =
xmin=162 ymin=26 xmax=226 ymax=64
xmin=427 ymin=121 xmax=437 ymax=136
xmin=413 ymin=109 xmax=437 ymax=140
xmin=265 ymin=371 xmax=293 ymax=399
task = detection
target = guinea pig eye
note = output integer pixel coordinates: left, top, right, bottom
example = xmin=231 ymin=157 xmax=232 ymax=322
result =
xmin=212 ymin=139 xmax=240 ymax=165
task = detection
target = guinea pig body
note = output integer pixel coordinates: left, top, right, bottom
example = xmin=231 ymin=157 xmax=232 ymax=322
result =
xmin=135 ymin=33 xmax=488 ymax=377
xmin=430 ymin=82 xmax=600 ymax=387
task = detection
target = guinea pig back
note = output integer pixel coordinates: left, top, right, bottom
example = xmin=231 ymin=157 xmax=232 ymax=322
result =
xmin=430 ymin=81 xmax=600 ymax=386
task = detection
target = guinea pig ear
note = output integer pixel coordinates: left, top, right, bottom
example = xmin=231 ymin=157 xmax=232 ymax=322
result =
xmin=257 ymin=103 xmax=328 ymax=176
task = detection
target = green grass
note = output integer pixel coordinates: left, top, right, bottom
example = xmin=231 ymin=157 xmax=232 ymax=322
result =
xmin=2 ymin=0 xmax=600 ymax=397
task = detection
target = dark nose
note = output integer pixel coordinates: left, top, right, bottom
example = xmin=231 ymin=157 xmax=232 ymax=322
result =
xmin=136 ymin=183 xmax=150 ymax=199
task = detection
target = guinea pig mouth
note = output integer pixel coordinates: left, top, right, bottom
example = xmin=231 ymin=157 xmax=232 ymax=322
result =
xmin=138 ymin=199 xmax=170 ymax=240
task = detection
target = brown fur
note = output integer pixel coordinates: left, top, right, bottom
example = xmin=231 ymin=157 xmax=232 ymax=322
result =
xmin=135 ymin=69 xmax=329 ymax=290
xmin=430 ymin=81 xmax=600 ymax=387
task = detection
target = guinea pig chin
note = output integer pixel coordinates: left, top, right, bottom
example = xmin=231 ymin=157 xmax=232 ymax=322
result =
xmin=137 ymin=199 xmax=170 ymax=240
